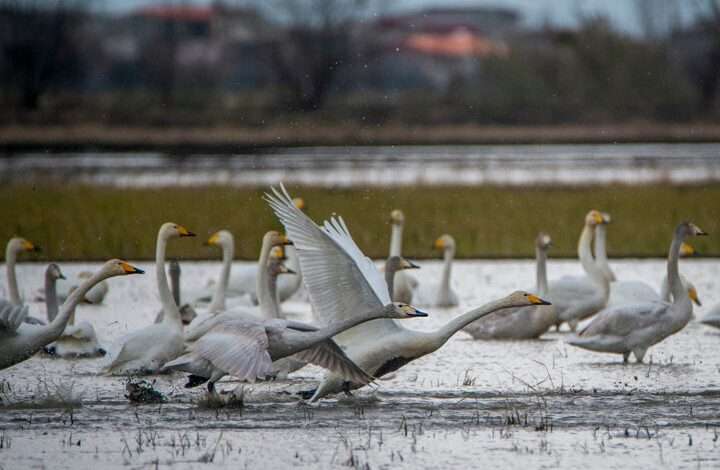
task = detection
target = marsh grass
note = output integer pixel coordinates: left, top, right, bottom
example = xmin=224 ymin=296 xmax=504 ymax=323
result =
xmin=1 ymin=377 xmax=83 ymax=410
xmin=2 ymin=184 xmax=719 ymax=260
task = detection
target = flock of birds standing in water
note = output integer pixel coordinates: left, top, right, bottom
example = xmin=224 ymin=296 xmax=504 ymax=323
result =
xmin=0 ymin=184 xmax=717 ymax=403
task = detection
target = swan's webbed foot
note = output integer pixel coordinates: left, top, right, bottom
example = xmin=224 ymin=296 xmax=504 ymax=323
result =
xmin=296 ymin=388 xmax=317 ymax=400
xmin=342 ymin=381 xmax=354 ymax=397
xmin=97 ymin=348 xmax=107 ymax=357
xmin=622 ymin=352 xmax=630 ymax=364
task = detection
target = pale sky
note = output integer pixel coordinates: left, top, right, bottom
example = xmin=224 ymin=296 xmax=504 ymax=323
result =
xmin=99 ymin=0 xmax=705 ymax=35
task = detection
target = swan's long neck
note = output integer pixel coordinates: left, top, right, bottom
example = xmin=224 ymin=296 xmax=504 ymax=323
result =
xmin=256 ymin=238 xmax=277 ymax=319
xmin=5 ymin=245 xmax=20 ymax=305
xmin=263 ymin=264 xmax=282 ymax=319
xmin=384 ymin=261 xmax=396 ymax=297
xmin=535 ymin=246 xmax=548 ymax=296
xmin=667 ymin=233 xmax=689 ymax=309
xmin=439 ymin=245 xmax=454 ymax=299
xmin=45 ymin=272 xmax=59 ymax=323
xmin=594 ymin=225 xmax=616 ymax=282
xmin=432 ymin=297 xmax=516 ymax=347
xmin=169 ymin=260 xmax=181 ymax=306
xmin=389 ymin=224 xmax=403 ymax=257
xmin=36 ymin=269 xmax=109 ymax=347
xmin=156 ymin=233 xmax=183 ymax=329
xmin=291 ymin=308 xmax=392 ymax=351
xmin=578 ymin=224 xmax=609 ymax=298
xmin=208 ymin=240 xmax=234 ymax=313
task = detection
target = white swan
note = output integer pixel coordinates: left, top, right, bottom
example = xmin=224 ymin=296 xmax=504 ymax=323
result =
xmin=547 ymin=210 xmax=609 ymax=331
xmin=413 ymin=234 xmax=458 ymax=307
xmin=464 ymin=232 xmax=558 ymax=340
xmin=103 ymin=222 xmax=195 ymax=375
xmin=264 ymin=184 xmax=550 ymax=401
xmin=4 ymin=237 xmax=40 ymax=306
xmin=388 ymin=209 xmax=418 ymax=303
xmin=566 ymin=222 xmax=706 ymax=362
xmin=42 ymin=263 xmax=107 ymax=358
xmin=0 ymin=259 xmax=144 ymax=371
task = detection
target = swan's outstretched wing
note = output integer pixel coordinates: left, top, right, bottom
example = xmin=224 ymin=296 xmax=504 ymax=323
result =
xmin=192 ymin=320 xmax=273 ymax=382
xmin=294 ymin=339 xmax=374 ymax=385
xmin=579 ymin=301 xmax=669 ymax=338
xmin=0 ymin=299 xmax=28 ymax=333
xmin=265 ymin=184 xmax=389 ymax=326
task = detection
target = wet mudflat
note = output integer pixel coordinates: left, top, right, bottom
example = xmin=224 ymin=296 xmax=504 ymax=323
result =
xmin=1 ymin=259 xmax=720 ymax=468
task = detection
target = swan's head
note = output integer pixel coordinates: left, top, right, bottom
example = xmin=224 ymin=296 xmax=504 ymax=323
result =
xmin=160 ymin=222 xmax=195 ymax=240
xmin=434 ymin=234 xmax=455 ymax=251
xmin=270 ymin=246 xmax=287 ymax=261
xmin=676 ymin=221 xmax=707 ymax=239
xmin=293 ymin=197 xmax=306 ymax=211
xmin=688 ymin=285 xmax=702 ymax=306
xmin=390 ymin=209 xmax=405 ymax=225
xmin=46 ymin=263 xmax=66 ymax=281
xmin=103 ymin=259 xmax=145 ymax=276
xmin=8 ymin=237 xmax=41 ymax=255
xmin=506 ymin=291 xmax=552 ymax=307
xmin=205 ymin=230 xmax=233 ymax=248
xmin=388 ymin=302 xmax=428 ymax=318
xmin=386 ymin=256 xmax=420 ymax=274
xmin=680 ymin=242 xmax=696 ymax=257
xmin=584 ymin=210 xmax=605 ymax=227
xmin=264 ymin=230 xmax=293 ymax=247
xmin=269 ymin=258 xmax=295 ymax=276
xmin=535 ymin=232 xmax=552 ymax=250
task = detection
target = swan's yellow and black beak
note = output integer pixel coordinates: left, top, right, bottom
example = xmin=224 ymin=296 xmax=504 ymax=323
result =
xmin=281 ymin=234 xmax=293 ymax=246
xmin=22 ymin=240 xmax=41 ymax=252
xmin=204 ymin=232 xmax=221 ymax=246
xmin=284 ymin=267 xmax=297 ymax=275
xmin=689 ymin=287 xmax=701 ymax=306
xmin=120 ymin=261 xmax=144 ymax=274
xmin=177 ymin=225 xmax=196 ymax=237
xmin=59 ymin=273 xmax=66 ymax=280
xmin=528 ymin=294 xmax=552 ymax=305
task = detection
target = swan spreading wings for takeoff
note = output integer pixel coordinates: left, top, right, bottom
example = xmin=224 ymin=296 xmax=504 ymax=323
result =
xmin=566 ymin=222 xmax=706 ymax=363
xmin=0 ymin=260 xmax=144 ymax=371
xmin=265 ymin=183 xmax=550 ymax=401
xmin=103 ymin=223 xmax=195 ymax=375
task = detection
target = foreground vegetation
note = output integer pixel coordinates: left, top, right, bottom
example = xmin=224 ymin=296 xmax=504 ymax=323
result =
xmin=2 ymin=184 xmax=719 ymax=261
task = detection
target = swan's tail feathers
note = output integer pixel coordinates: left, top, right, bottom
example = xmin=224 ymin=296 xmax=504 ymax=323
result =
xmin=185 ymin=374 xmax=209 ymax=389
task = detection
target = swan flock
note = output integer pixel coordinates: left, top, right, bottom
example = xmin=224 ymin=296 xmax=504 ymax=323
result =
xmin=0 ymin=183 xmax=714 ymax=406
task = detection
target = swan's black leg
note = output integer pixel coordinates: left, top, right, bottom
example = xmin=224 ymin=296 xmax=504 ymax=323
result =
xmin=296 ymin=388 xmax=317 ymax=400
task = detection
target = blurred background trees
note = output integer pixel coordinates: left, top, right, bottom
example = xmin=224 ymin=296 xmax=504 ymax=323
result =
xmin=0 ymin=0 xmax=719 ymax=127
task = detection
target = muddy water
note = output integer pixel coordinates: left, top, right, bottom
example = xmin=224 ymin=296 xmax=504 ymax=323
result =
xmin=1 ymin=259 xmax=720 ymax=468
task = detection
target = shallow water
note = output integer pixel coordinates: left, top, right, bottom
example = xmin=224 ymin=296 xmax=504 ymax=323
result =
xmin=2 ymin=259 xmax=720 ymax=468
xmin=3 ymin=143 xmax=720 ymax=187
